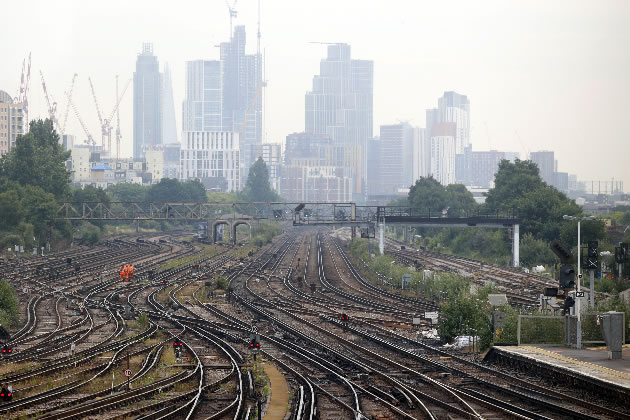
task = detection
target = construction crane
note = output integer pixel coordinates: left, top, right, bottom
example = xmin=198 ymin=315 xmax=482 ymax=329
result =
xmin=105 ymin=77 xmax=131 ymax=159
xmin=88 ymin=77 xmax=106 ymax=150
xmin=225 ymin=0 xmax=238 ymax=38
xmin=40 ymin=70 xmax=59 ymax=131
xmin=66 ymin=91 xmax=95 ymax=146
xmin=16 ymin=53 xmax=32 ymax=127
xmin=115 ymin=76 xmax=121 ymax=160
xmin=87 ymin=77 xmax=131 ymax=155
xmin=60 ymin=74 xmax=78 ymax=137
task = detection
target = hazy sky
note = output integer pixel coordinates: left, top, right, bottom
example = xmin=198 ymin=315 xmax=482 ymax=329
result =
xmin=1 ymin=0 xmax=629 ymax=189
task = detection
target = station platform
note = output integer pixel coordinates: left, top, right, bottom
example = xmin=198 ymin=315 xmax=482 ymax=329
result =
xmin=487 ymin=344 xmax=630 ymax=398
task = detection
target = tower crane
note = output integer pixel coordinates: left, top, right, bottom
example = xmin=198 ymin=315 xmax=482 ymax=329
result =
xmin=60 ymin=74 xmax=78 ymax=137
xmin=104 ymin=77 xmax=131 ymax=159
xmin=225 ymin=0 xmax=238 ymax=38
xmin=16 ymin=53 xmax=32 ymax=127
xmin=40 ymin=70 xmax=59 ymax=131
xmin=88 ymin=77 xmax=106 ymax=150
xmin=66 ymin=91 xmax=95 ymax=146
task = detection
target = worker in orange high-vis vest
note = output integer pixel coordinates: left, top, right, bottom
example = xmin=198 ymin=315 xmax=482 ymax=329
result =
xmin=120 ymin=265 xmax=126 ymax=281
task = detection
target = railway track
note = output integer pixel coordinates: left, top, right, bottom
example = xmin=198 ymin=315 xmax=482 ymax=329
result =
xmin=1 ymin=228 xmax=627 ymax=419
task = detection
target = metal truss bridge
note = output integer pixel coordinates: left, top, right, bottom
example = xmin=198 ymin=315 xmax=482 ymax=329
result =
xmin=55 ymin=201 xmax=521 ymax=266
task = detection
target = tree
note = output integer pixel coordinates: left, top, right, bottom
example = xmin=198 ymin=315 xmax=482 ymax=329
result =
xmin=408 ymin=176 xmax=449 ymax=214
xmin=484 ymin=159 xmax=543 ymax=211
xmin=445 ymin=184 xmax=477 ymax=217
xmin=0 ymin=280 xmax=19 ymax=328
xmin=0 ymin=119 xmax=71 ymax=198
xmin=519 ymin=232 xmax=557 ymax=268
xmin=107 ymin=183 xmax=149 ymax=202
xmin=242 ymin=157 xmax=279 ymax=202
xmin=147 ymin=178 xmax=207 ymax=203
xmin=21 ymin=185 xmax=57 ymax=244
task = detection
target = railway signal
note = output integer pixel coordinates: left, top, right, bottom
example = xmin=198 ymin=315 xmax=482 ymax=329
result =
xmin=0 ymin=387 xmax=12 ymax=401
xmin=173 ymin=339 xmax=183 ymax=357
xmin=339 ymin=313 xmax=350 ymax=321
xmin=585 ymin=241 xmax=598 ymax=270
xmin=249 ymin=333 xmax=261 ymax=357
xmin=2 ymin=344 xmax=12 ymax=354
xmin=559 ymin=264 xmax=576 ymax=289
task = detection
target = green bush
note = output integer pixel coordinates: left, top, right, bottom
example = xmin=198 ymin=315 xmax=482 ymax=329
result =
xmin=0 ymin=279 xmax=19 ymax=328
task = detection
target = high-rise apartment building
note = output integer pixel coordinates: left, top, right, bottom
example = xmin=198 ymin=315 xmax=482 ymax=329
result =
xmin=162 ymin=63 xmax=178 ymax=144
xmin=0 ymin=90 xmax=24 ymax=156
xmin=429 ymin=122 xmax=456 ymax=185
xmin=412 ymin=127 xmax=429 ymax=181
xmin=305 ymin=44 xmax=373 ymax=196
xmin=438 ymin=92 xmax=470 ymax=154
xmin=133 ymin=43 xmax=162 ymax=161
xmin=182 ymin=60 xmax=223 ymax=132
xmin=530 ymin=150 xmax=555 ymax=185
xmin=180 ymin=131 xmax=240 ymax=192
xmin=367 ymin=123 xmax=415 ymax=196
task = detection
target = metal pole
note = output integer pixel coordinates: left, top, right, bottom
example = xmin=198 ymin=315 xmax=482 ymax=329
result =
xmin=576 ymin=221 xmax=582 ymax=349
xmin=127 ymin=350 xmax=130 ymax=390
xmin=590 ymin=269 xmax=595 ymax=308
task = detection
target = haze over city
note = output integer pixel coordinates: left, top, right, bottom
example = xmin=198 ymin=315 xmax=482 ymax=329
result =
xmin=1 ymin=0 xmax=628 ymax=187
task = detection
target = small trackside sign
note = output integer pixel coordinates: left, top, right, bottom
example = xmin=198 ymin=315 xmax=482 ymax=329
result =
xmin=124 ymin=369 xmax=133 ymax=377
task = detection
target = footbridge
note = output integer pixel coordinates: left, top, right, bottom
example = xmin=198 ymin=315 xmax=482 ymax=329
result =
xmin=55 ymin=201 xmax=520 ymax=264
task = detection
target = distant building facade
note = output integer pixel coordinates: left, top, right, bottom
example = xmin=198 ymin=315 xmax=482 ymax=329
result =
xmin=367 ymin=122 xmax=415 ymax=196
xmin=182 ymin=60 xmax=223 ymax=132
xmin=281 ymin=132 xmax=353 ymax=202
xmin=253 ymin=143 xmax=281 ymax=191
xmin=530 ymin=151 xmax=555 ymax=185
xmin=220 ymin=26 xmax=263 ymax=180
xmin=305 ymin=44 xmax=373 ymax=196
xmin=133 ymin=43 xmax=162 ymax=160
xmin=0 ymin=90 xmax=24 ymax=156
xmin=161 ymin=63 xmax=178 ymax=144
xmin=429 ymin=122 xmax=456 ymax=185
xmin=179 ymin=131 xmax=240 ymax=192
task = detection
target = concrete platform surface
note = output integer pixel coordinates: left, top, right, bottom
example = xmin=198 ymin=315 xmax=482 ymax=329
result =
xmin=493 ymin=344 xmax=630 ymax=390
xmin=263 ymin=362 xmax=289 ymax=420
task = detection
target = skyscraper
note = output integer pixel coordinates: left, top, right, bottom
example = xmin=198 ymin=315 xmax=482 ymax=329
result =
xmin=438 ymin=91 xmax=470 ymax=154
xmin=530 ymin=150 xmax=555 ymax=185
xmin=430 ymin=122 xmax=457 ymax=185
xmin=161 ymin=63 xmax=178 ymax=144
xmin=367 ymin=122 xmax=415 ymax=196
xmin=133 ymin=43 xmax=162 ymax=161
xmin=305 ymin=44 xmax=373 ymax=196
xmin=182 ymin=60 xmax=223 ymax=132
xmin=220 ymin=26 xmax=262 ymax=179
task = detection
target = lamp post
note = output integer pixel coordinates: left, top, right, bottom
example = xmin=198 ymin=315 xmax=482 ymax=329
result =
xmin=562 ymin=214 xmax=595 ymax=349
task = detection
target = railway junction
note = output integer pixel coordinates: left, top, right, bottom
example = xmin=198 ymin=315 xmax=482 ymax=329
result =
xmin=0 ymin=215 xmax=629 ymax=419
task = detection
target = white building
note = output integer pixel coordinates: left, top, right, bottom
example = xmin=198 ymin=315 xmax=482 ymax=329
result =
xmin=146 ymin=149 xmax=166 ymax=182
xmin=437 ymin=91 xmax=470 ymax=154
xmin=180 ymin=131 xmax=240 ymax=192
xmin=71 ymin=145 xmax=92 ymax=182
xmin=430 ymin=123 xmax=456 ymax=185
xmin=412 ymin=127 xmax=429 ymax=182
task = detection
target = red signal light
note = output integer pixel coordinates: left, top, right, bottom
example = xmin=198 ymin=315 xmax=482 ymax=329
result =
xmin=1 ymin=393 xmax=4 ymax=397
xmin=179 ymin=342 xmax=183 ymax=346
xmin=7 ymin=393 xmax=10 ymax=397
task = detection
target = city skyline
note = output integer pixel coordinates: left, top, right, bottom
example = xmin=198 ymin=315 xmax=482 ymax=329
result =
xmin=0 ymin=0 xmax=628 ymax=188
